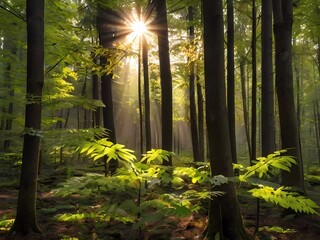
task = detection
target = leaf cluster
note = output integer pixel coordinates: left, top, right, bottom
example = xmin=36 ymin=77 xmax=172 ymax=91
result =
xmin=250 ymin=186 xmax=320 ymax=215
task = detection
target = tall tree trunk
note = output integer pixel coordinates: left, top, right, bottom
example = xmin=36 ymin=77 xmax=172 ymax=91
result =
xmin=9 ymin=0 xmax=44 ymax=235
xmin=138 ymin=36 xmax=144 ymax=155
xmin=202 ymin=1 xmax=250 ymax=239
xmin=2 ymin=38 xmax=16 ymax=152
xmin=188 ymin=6 xmax=201 ymax=162
xmin=251 ymin=0 xmax=257 ymax=163
xmin=272 ymin=0 xmax=305 ymax=192
xmin=261 ymin=0 xmax=276 ymax=157
xmin=97 ymin=6 xmax=118 ymax=174
xmin=227 ymin=0 xmax=237 ymax=164
xmin=197 ymin=77 xmax=205 ymax=162
xmin=240 ymin=57 xmax=252 ymax=160
xmin=154 ymin=0 xmax=173 ymax=165
xmin=92 ymin=65 xmax=101 ymax=128
xmin=143 ymin=36 xmax=151 ymax=152
xmin=313 ymin=102 xmax=320 ymax=165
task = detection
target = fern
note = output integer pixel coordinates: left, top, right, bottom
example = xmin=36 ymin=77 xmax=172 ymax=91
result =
xmin=141 ymin=149 xmax=173 ymax=165
xmin=80 ymin=138 xmax=136 ymax=168
xmin=249 ymin=186 xmax=320 ymax=215
xmin=239 ymin=149 xmax=296 ymax=181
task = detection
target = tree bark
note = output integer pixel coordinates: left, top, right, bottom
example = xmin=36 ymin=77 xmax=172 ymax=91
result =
xmin=251 ymin=0 xmax=257 ymax=163
xmin=154 ymin=0 xmax=173 ymax=165
xmin=97 ymin=6 xmax=118 ymax=174
xmin=188 ymin=6 xmax=201 ymax=162
xmin=240 ymin=57 xmax=252 ymax=160
xmin=143 ymin=36 xmax=151 ymax=152
xmin=2 ymin=38 xmax=16 ymax=152
xmin=261 ymin=0 xmax=276 ymax=157
xmin=227 ymin=0 xmax=237 ymax=164
xmin=197 ymin=78 xmax=205 ymax=162
xmin=272 ymin=0 xmax=305 ymax=192
xmin=9 ymin=0 xmax=44 ymax=235
xmin=202 ymin=0 xmax=250 ymax=239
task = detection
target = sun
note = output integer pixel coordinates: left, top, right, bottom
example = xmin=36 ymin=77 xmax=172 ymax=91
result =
xmin=131 ymin=20 xmax=146 ymax=36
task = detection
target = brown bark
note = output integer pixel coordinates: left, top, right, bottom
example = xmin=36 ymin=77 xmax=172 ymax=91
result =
xmin=188 ymin=6 xmax=201 ymax=162
xmin=142 ymin=36 xmax=151 ymax=152
xmin=261 ymin=0 xmax=276 ymax=157
xmin=251 ymin=0 xmax=257 ymax=163
xmin=240 ymin=57 xmax=252 ymax=160
xmin=227 ymin=0 xmax=237 ymax=164
xmin=272 ymin=0 xmax=305 ymax=191
xmin=9 ymin=0 xmax=44 ymax=236
xmin=97 ymin=6 xmax=119 ymax=174
xmin=202 ymin=0 xmax=250 ymax=239
xmin=154 ymin=0 xmax=173 ymax=165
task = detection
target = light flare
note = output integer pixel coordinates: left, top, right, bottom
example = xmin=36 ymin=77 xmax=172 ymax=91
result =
xmin=131 ymin=20 xmax=146 ymax=36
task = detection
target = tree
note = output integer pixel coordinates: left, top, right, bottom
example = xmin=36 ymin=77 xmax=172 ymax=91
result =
xmin=272 ymin=0 xmax=305 ymax=191
xmin=261 ymin=0 xmax=276 ymax=157
xmin=188 ymin=5 xmax=201 ymax=162
xmin=227 ymin=0 xmax=237 ymax=165
xmin=142 ymin=35 xmax=152 ymax=152
xmin=251 ymin=0 xmax=257 ymax=163
xmin=9 ymin=0 xmax=44 ymax=236
xmin=97 ymin=4 xmax=119 ymax=174
xmin=202 ymin=0 xmax=250 ymax=238
xmin=153 ymin=0 xmax=173 ymax=165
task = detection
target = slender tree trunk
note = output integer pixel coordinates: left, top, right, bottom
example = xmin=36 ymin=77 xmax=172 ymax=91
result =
xmin=188 ymin=6 xmax=201 ymax=162
xmin=251 ymin=0 xmax=257 ymax=163
xmin=261 ymin=0 xmax=276 ymax=157
xmin=313 ymin=102 xmax=320 ymax=165
xmin=9 ymin=0 xmax=44 ymax=235
xmin=197 ymin=77 xmax=205 ymax=162
xmin=97 ymin=6 xmax=118 ymax=174
xmin=143 ymin=36 xmax=151 ymax=151
xmin=202 ymin=1 xmax=250 ymax=239
xmin=240 ymin=57 xmax=252 ymax=160
xmin=138 ymin=36 xmax=144 ymax=155
xmin=227 ymin=0 xmax=237 ymax=164
xmin=2 ymin=37 xmax=16 ymax=152
xmin=154 ymin=0 xmax=173 ymax=165
xmin=92 ymin=65 xmax=101 ymax=127
xmin=272 ymin=0 xmax=305 ymax=192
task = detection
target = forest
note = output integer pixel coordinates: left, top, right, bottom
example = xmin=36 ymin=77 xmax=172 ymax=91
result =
xmin=0 ymin=0 xmax=320 ymax=239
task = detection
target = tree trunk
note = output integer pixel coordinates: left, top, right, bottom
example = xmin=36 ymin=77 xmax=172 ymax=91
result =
xmin=143 ymin=36 xmax=151 ymax=152
xmin=97 ymin=6 xmax=118 ymax=174
xmin=188 ymin=6 xmax=201 ymax=162
xmin=227 ymin=0 xmax=237 ymax=164
xmin=313 ymin=102 xmax=320 ymax=165
xmin=251 ymin=0 xmax=257 ymax=163
xmin=197 ymin=77 xmax=205 ymax=162
xmin=272 ymin=0 xmax=305 ymax=192
xmin=261 ymin=0 xmax=276 ymax=157
xmin=154 ymin=0 xmax=173 ymax=166
xmin=92 ymin=64 xmax=101 ymax=128
xmin=202 ymin=0 xmax=250 ymax=239
xmin=240 ymin=57 xmax=252 ymax=160
xmin=2 ymin=38 xmax=16 ymax=152
xmin=9 ymin=0 xmax=44 ymax=235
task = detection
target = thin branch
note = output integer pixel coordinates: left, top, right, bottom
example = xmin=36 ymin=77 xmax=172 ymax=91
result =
xmin=0 ymin=4 xmax=26 ymax=22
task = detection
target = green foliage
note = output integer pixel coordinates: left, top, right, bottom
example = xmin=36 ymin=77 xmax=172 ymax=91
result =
xmin=237 ymin=150 xmax=320 ymax=215
xmin=239 ymin=150 xmax=296 ymax=181
xmin=80 ymin=138 xmax=135 ymax=162
xmin=141 ymin=149 xmax=173 ymax=164
xmin=0 ymin=217 xmax=14 ymax=231
xmin=259 ymin=226 xmax=296 ymax=234
xmin=52 ymin=146 xmax=228 ymax=234
xmin=250 ymin=186 xmax=320 ymax=215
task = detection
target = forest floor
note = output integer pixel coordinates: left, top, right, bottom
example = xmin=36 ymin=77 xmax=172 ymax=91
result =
xmin=0 ymin=159 xmax=320 ymax=240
